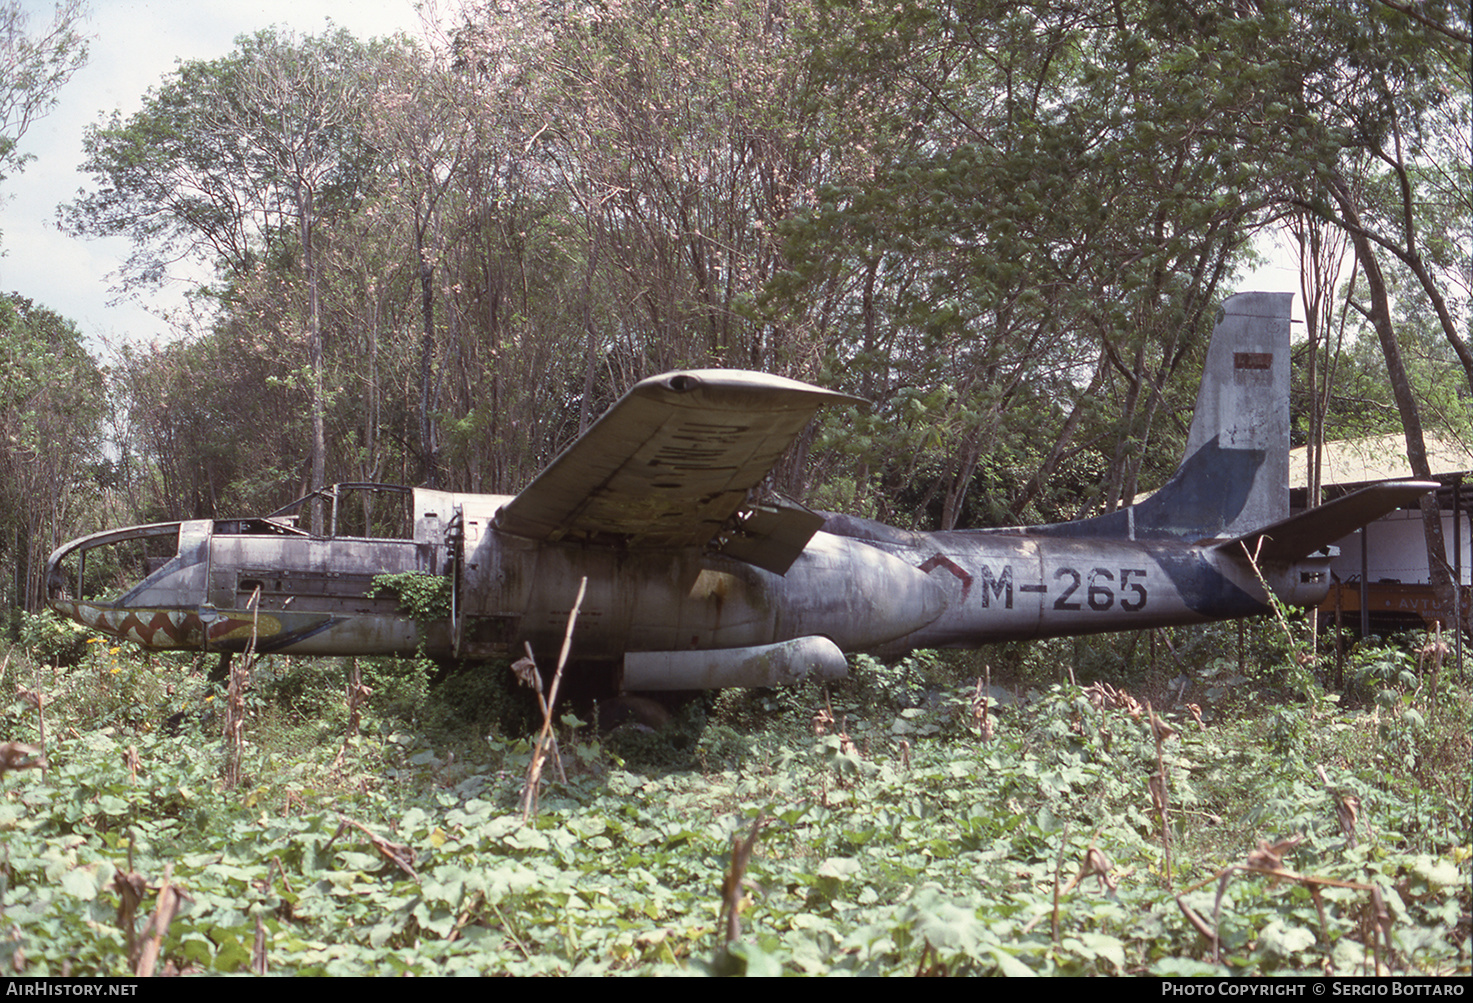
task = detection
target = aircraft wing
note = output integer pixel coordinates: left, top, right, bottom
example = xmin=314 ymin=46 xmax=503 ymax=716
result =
xmin=493 ymin=370 xmax=863 ymax=553
xmin=1213 ymin=480 xmax=1440 ymax=562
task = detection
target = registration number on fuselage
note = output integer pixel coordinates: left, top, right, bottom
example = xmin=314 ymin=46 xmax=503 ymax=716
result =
xmin=976 ymin=565 xmax=1149 ymax=612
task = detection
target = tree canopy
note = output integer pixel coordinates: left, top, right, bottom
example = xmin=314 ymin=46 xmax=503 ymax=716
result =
xmin=34 ymin=0 xmax=1469 ymax=605
xmin=0 ymin=0 xmax=87 ymax=188
xmin=0 ymin=293 xmax=106 ymax=617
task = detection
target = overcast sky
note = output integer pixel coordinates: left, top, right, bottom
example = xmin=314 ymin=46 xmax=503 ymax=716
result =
xmin=0 ymin=0 xmax=1305 ymax=360
xmin=0 ymin=0 xmax=427 ymax=354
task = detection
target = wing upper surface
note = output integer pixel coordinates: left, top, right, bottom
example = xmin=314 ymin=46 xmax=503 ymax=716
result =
xmin=494 ymin=370 xmax=863 ymax=548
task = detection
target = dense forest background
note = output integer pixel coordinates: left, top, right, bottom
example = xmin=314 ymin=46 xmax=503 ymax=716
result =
xmin=1 ymin=0 xmax=1469 ymax=616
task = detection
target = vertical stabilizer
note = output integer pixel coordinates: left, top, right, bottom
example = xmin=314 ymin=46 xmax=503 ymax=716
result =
xmin=1178 ymin=291 xmax=1292 ymax=536
xmin=1032 ymin=291 xmax=1292 ymax=542
xmin=1173 ymin=290 xmax=1292 ymax=538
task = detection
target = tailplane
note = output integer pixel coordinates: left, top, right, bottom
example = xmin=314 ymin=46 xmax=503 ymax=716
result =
xmin=1214 ymin=479 xmax=1440 ymax=562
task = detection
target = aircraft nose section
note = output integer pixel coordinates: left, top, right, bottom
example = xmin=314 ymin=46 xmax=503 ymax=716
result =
xmin=42 ymin=520 xmax=212 ymax=649
xmin=47 ymin=596 xmax=103 ymax=635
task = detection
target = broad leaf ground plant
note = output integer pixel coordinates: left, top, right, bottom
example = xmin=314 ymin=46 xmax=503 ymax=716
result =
xmin=0 ymin=611 xmax=1467 ymax=976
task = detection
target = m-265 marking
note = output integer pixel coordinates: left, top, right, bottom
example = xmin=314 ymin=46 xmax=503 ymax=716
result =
xmin=950 ymin=564 xmax=1150 ymax=611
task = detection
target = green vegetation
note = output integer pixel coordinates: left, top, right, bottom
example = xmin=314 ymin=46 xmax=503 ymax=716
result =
xmin=0 ymin=1 xmax=1467 ymax=976
xmin=367 ymin=571 xmax=453 ymax=624
xmin=1 ymin=622 xmax=1466 ymax=976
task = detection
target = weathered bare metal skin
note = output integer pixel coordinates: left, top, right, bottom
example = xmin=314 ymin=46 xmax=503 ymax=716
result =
xmin=623 ymin=637 xmax=848 ymax=690
xmin=45 ymin=294 xmax=1437 ymax=692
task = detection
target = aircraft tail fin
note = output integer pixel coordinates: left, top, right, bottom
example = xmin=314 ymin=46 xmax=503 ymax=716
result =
xmin=1031 ymin=291 xmax=1293 ymax=542
xmin=1138 ymin=290 xmax=1293 ymax=540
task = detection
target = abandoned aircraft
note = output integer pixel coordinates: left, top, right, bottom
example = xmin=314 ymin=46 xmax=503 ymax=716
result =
xmin=47 ymin=292 xmax=1436 ymax=692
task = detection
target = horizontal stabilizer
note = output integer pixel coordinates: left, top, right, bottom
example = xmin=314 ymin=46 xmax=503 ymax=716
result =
xmin=1213 ymin=480 xmax=1439 ymax=562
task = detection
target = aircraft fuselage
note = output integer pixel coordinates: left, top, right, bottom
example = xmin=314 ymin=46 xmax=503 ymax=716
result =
xmin=43 ymin=293 xmax=1435 ymax=693
xmin=45 ymin=487 xmax=1331 ymax=693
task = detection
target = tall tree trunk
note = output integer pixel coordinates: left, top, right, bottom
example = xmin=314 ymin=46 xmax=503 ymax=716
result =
xmin=1329 ymin=175 xmax=1460 ymax=630
xmin=302 ymin=184 xmax=326 ymax=536
xmin=578 ymin=231 xmax=603 ymax=436
xmin=13 ymin=524 xmax=27 ymax=629
xmin=417 ymin=215 xmax=439 ymax=488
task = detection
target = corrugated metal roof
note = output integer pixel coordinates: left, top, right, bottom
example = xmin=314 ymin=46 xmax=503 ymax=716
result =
xmin=1289 ymin=433 xmax=1472 ymax=489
